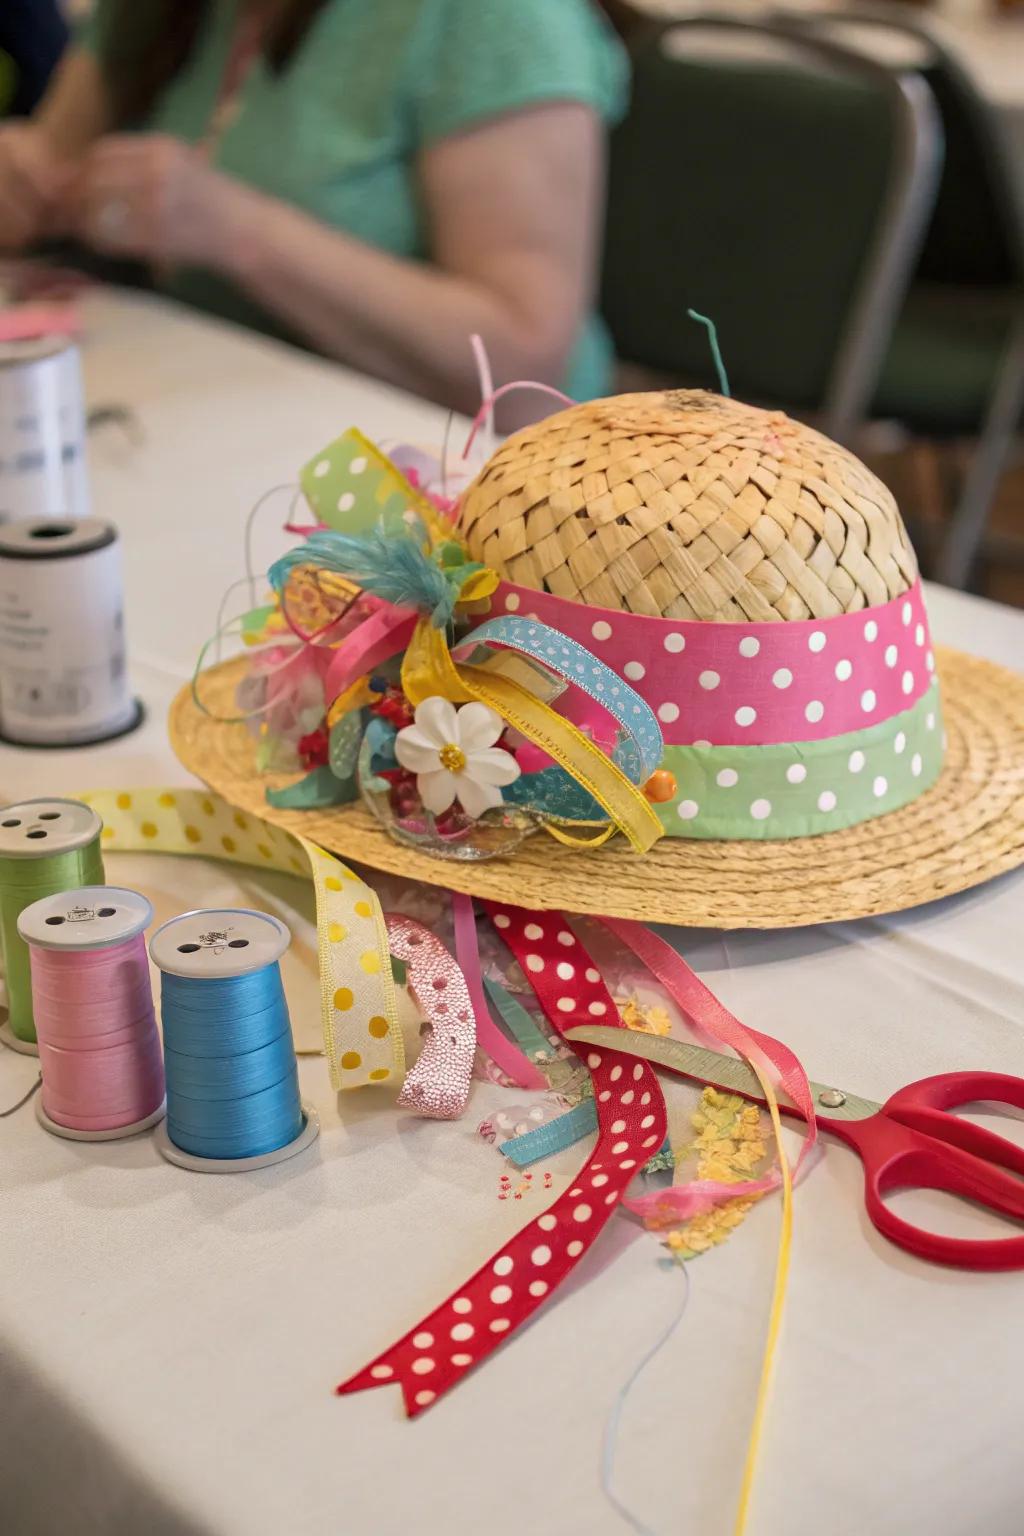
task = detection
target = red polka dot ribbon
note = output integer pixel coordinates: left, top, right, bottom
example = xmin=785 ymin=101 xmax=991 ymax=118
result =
xmin=336 ymin=903 xmax=668 ymax=1415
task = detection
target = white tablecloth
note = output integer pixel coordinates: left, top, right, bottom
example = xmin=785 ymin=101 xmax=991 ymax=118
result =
xmin=1 ymin=291 xmax=1023 ymax=1536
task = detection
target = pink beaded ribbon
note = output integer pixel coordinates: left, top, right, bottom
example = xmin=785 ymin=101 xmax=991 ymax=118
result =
xmin=388 ymin=916 xmax=477 ymax=1121
xmin=337 ymin=904 xmax=668 ymax=1415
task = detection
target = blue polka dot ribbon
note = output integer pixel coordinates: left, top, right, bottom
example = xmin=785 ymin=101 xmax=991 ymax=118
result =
xmin=454 ymin=615 xmax=663 ymax=785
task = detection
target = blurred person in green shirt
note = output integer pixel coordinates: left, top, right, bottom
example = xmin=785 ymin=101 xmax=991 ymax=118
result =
xmin=0 ymin=0 xmax=629 ymax=414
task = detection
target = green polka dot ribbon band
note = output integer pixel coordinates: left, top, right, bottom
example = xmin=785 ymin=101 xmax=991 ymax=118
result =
xmin=652 ymin=681 xmax=944 ymax=839
xmin=75 ymin=788 xmax=401 ymax=1089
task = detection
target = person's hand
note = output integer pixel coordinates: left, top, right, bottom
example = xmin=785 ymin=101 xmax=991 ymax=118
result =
xmin=69 ymin=134 xmax=249 ymax=268
xmin=0 ymin=123 xmax=70 ymax=251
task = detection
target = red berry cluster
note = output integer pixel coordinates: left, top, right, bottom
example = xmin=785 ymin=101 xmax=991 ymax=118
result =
xmin=369 ymin=686 xmax=413 ymax=730
xmin=380 ymin=768 xmax=419 ymax=819
xmin=297 ymin=725 xmax=329 ymax=769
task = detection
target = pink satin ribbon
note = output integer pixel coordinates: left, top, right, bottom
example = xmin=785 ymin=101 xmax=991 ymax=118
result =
xmin=600 ymin=919 xmax=818 ymax=1222
xmin=324 ymin=604 xmax=418 ymax=704
xmin=451 ymin=893 xmax=546 ymax=1091
xmin=472 ymin=577 xmax=935 ymax=747
xmin=0 ymin=304 xmax=81 ymax=342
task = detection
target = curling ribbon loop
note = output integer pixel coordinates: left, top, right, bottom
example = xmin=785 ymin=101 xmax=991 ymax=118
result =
xmin=74 ymin=788 xmax=401 ymax=1092
xmin=388 ymin=916 xmax=477 ymax=1121
xmin=336 ymin=903 xmax=668 ymax=1416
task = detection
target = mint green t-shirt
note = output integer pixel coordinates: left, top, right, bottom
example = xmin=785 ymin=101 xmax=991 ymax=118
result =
xmin=83 ymin=0 xmax=628 ymax=399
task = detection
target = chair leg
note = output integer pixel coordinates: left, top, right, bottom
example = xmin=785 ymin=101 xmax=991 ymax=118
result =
xmin=937 ymin=308 xmax=1024 ymax=589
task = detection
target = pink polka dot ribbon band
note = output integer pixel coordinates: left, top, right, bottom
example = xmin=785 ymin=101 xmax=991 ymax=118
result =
xmin=485 ymin=577 xmax=935 ymax=745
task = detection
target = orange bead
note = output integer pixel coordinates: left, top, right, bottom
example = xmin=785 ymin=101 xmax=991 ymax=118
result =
xmin=644 ymin=770 xmax=677 ymax=803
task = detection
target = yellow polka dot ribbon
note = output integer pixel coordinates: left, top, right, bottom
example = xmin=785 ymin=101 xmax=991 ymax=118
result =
xmin=77 ymin=788 xmax=402 ymax=1091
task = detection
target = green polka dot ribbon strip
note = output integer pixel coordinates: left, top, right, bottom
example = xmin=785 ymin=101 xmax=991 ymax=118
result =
xmin=301 ymin=428 xmax=446 ymax=541
xmin=653 ymin=681 xmax=945 ymax=839
xmin=76 ymin=789 xmax=402 ymax=1089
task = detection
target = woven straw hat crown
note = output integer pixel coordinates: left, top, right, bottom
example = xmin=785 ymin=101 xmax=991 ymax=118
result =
xmin=460 ymin=391 xmax=917 ymax=623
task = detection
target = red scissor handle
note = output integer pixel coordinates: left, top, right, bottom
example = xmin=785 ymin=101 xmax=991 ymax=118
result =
xmin=825 ymin=1072 xmax=1024 ymax=1272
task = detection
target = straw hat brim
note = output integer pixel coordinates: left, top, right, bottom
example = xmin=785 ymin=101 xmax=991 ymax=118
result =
xmin=169 ymin=648 xmax=1024 ymax=928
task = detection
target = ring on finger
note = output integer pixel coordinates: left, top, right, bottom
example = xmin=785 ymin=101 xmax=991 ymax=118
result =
xmin=94 ymin=198 xmax=131 ymax=242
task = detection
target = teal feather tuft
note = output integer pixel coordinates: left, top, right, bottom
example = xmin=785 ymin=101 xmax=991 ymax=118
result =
xmin=270 ymin=529 xmax=455 ymax=626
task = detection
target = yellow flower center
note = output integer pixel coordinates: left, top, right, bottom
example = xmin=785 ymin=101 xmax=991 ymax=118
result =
xmin=439 ymin=742 xmax=467 ymax=773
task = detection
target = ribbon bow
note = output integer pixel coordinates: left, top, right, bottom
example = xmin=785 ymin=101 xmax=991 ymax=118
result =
xmin=270 ymin=430 xmax=664 ymax=853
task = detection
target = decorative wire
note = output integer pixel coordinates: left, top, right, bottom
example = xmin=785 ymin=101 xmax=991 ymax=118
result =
xmin=242 ymin=482 xmax=301 ymax=610
xmin=213 ymin=576 xmax=261 ymax=667
xmin=440 ymin=408 xmax=456 ymax=505
xmin=687 ymin=309 xmax=731 ymax=397
xmin=461 ymin=380 xmax=576 ymax=462
xmin=0 ymin=1071 xmax=42 ymax=1117
xmin=600 ymin=1255 xmax=692 ymax=1536
xmin=190 ymin=618 xmax=314 ymax=725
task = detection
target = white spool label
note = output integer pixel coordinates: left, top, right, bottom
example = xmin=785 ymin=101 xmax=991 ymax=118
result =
xmin=0 ymin=339 xmax=90 ymax=524
xmin=0 ymin=520 xmax=137 ymax=745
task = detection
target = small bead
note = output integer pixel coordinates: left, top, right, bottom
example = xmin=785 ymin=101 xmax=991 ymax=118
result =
xmin=643 ymin=770 xmax=677 ymax=803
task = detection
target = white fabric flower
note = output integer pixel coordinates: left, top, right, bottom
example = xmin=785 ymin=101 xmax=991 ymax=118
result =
xmin=394 ymin=697 xmax=520 ymax=819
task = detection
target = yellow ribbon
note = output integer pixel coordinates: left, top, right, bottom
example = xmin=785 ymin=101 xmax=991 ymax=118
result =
xmin=732 ymin=1057 xmax=793 ymax=1536
xmin=567 ymin=1024 xmax=793 ymax=1536
xmin=400 ymin=619 xmax=663 ymax=854
xmin=76 ymin=788 xmax=401 ymax=1093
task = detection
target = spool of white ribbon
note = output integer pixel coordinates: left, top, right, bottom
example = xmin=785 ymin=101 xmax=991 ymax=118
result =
xmin=0 ymin=338 xmax=90 ymax=525
xmin=0 ymin=518 xmax=141 ymax=746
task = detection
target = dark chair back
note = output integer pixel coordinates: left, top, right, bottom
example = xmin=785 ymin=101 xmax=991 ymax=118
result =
xmin=781 ymin=9 xmax=1023 ymax=286
xmin=601 ymin=18 xmax=942 ymax=437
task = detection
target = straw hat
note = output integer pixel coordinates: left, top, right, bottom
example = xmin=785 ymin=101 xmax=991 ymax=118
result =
xmin=172 ymin=392 xmax=1024 ymax=926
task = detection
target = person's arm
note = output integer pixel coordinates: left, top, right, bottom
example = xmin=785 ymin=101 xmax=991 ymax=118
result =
xmin=35 ymin=45 xmax=113 ymax=157
xmin=228 ymin=103 xmax=605 ymax=412
xmin=71 ymin=102 xmax=606 ymax=416
xmin=0 ymin=45 xmax=110 ymax=250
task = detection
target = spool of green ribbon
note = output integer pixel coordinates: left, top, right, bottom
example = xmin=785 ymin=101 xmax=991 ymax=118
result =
xmin=0 ymin=800 xmax=104 ymax=1049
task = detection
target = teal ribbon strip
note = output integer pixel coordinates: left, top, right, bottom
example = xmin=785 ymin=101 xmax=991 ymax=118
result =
xmin=484 ymin=977 xmax=553 ymax=1064
xmin=654 ymin=680 xmax=944 ymax=839
xmin=501 ymin=1099 xmax=672 ymax=1172
xmin=502 ymin=1100 xmax=598 ymax=1167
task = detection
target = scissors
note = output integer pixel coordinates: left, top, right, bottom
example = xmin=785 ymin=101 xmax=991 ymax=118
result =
xmin=566 ymin=1025 xmax=1024 ymax=1272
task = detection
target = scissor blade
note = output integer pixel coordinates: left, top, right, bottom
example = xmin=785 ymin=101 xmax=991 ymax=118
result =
xmin=564 ymin=1025 xmax=880 ymax=1122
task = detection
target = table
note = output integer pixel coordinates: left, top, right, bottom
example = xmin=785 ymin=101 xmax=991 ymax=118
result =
xmin=1 ymin=290 xmax=1023 ymax=1536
